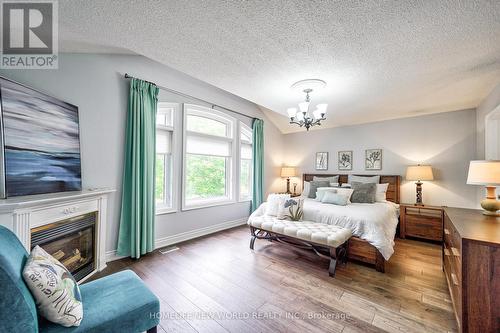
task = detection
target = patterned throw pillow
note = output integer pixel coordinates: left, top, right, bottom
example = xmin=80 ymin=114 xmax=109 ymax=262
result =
xmin=22 ymin=246 xmax=83 ymax=327
xmin=283 ymin=198 xmax=304 ymax=221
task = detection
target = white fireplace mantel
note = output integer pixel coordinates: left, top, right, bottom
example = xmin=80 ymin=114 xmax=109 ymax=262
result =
xmin=0 ymin=188 xmax=115 ymax=282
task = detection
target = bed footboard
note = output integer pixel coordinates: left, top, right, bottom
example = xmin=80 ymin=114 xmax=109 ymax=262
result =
xmin=347 ymin=236 xmax=385 ymax=272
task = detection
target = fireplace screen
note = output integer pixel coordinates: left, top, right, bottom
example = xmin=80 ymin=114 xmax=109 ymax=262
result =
xmin=31 ymin=212 xmax=96 ymax=281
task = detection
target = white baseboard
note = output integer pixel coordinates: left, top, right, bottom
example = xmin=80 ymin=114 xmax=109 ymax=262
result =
xmin=105 ymin=217 xmax=247 ymax=263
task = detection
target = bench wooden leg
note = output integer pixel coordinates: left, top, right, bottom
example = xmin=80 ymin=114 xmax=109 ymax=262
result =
xmin=147 ymin=326 xmax=157 ymax=333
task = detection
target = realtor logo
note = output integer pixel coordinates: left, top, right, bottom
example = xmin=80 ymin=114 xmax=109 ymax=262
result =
xmin=1 ymin=0 xmax=58 ymax=69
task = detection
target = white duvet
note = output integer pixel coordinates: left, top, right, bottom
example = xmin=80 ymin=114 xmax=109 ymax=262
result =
xmin=249 ymin=198 xmax=399 ymax=260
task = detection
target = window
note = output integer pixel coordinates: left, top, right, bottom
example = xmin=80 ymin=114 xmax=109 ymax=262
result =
xmin=239 ymin=122 xmax=252 ymax=201
xmin=155 ymin=103 xmax=176 ymax=212
xmin=183 ymin=104 xmax=235 ymax=209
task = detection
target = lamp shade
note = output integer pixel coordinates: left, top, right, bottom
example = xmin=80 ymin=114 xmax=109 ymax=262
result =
xmin=281 ymin=167 xmax=297 ymax=178
xmin=406 ymin=165 xmax=434 ymax=181
xmin=466 ymin=160 xmax=500 ymax=185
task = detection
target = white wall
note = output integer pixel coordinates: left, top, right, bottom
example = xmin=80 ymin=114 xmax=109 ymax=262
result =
xmin=282 ymin=110 xmax=478 ymax=208
xmin=0 ymin=54 xmax=284 ymax=254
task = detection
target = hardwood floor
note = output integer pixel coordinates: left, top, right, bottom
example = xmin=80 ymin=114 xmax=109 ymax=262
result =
xmin=91 ymin=226 xmax=457 ymax=333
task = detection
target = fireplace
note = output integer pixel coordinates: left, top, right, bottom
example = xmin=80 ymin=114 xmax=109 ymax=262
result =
xmin=31 ymin=212 xmax=97 ymax=281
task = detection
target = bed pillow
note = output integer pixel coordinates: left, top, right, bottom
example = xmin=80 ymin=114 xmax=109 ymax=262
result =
xmin=23 ymin=246 xmax=83 ymax=327
xmin=329 ymin=182 xmax=340 ymax=187
xmin=376 ymin=183 xmax=389 ymax=202
xmin=348 ymin=175 xmax=380 ymax=184
xmin=265 ymin=193 xmax=291 ymax=216
xmin=308 ymin=180 xmax=330 ymax=198
xmin=315 ymin=187 xmax=337 ymax=201
xmin=321 ymin=191 xmax=349 ymax=206
xmin=313 ymin=175 xmax=339 ymax=184
xmin=302 ymin=181 xmax=310 ymax=197
xmin=351 ymin=182 xmax=377 ymax=203
xmin=335 ymin=187 xmax=354 ymax=203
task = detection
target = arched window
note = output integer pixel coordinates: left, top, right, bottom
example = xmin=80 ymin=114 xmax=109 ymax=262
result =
xmin=183 ymin=104 xmax=235 ymax=208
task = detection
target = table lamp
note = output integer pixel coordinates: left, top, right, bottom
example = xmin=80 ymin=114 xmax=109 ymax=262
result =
xmin=280 ymin=167 xmax=297 ymax=194
xmin=406 ymin=164 xmax=434 ymax=205
xmin=467 ymin=160 xmax=500 ymax=216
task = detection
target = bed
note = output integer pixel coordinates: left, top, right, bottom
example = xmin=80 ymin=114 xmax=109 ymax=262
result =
xmin=304 ymin=174 xmax=400 ymax=272
xmin=249 ymin=174 xmax=400 ymax=272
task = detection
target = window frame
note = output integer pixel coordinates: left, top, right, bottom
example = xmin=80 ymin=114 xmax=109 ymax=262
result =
xmin=155 ymin=102 xmax=181 ymax=215
xmin=182 ymin=104 xmax=237 ymax=210
xmin=238 ymin=121 xmax=253 ymax=202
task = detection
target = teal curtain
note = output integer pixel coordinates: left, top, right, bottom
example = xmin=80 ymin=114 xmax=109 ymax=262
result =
xmin=117 ymin=78 xmax=159 ymax=258
xmin=251 ymin=118 xmax=264 ymax=212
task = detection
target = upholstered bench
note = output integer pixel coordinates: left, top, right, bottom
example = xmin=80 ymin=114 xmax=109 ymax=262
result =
xmin=248 ymin=217 xmax=352 ymax=276
xmin=0 ymin=225 xmax=160 ymax=333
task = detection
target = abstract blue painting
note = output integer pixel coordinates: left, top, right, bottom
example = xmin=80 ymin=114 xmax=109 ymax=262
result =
xmin=0 ymin=77 xmax=81 ymax=197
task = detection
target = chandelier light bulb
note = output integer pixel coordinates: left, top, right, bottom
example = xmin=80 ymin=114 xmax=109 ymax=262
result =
xmin=287 ymin=107 xmax=297 ymax=118
xmin=298 ymin=101 xmax=310 ymax=113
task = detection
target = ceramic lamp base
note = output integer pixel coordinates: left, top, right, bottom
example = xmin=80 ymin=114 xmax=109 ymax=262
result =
xmin=481 ymin=186 xmax=500 ymax=217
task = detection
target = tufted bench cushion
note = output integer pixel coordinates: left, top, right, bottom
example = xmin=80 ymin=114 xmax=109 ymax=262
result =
xmin=248 ymin=217 xmax=352 ymax=248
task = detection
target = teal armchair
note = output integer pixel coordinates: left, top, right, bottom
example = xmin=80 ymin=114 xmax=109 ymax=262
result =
xmin=0 ymin=225 xmax=160 ymax=333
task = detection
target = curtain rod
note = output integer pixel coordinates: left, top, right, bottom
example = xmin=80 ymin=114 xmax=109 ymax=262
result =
xmin=124 ymin=73 xmax=261 ymax=121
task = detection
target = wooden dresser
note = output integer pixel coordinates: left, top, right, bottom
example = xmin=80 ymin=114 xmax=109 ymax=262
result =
xmin=443 ymin=207 xmax=500 ymax=333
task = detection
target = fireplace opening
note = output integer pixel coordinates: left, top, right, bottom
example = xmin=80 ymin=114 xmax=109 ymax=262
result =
xmin=31 ymin=212 xmax=97 ymax=282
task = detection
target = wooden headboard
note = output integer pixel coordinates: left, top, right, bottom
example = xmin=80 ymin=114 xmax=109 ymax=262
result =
xmin=302 ymin=174 xmax=401 ymax=204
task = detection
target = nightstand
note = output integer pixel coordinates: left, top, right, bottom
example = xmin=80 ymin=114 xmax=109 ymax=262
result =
xmin=399 ymin=204 xmax=444 ymax=242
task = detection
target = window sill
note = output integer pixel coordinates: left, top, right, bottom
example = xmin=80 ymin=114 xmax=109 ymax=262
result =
xmin=156 ymin=207 xmax=177 ymax=215
xmin=182 ymin=198 xmax=241 ymax=211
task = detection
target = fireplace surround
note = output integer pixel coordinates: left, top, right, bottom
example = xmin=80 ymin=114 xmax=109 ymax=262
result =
xmin=0 ymin=188 xmax=114 ymax=282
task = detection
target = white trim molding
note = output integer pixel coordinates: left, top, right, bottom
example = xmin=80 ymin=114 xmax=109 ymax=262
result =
xmin=106 ymin=217 xmax=248 ymax=262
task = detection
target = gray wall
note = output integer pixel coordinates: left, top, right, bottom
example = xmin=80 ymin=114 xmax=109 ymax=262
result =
xmin=0 ymin=53 xmax=284 ymax=253
xmin=282 ymin=110 xmax=478 ymax=208
xmin=475 ymin=82 xmax=500 ymax=200
xmin=476 ymin=82 xmax=500 ymax=159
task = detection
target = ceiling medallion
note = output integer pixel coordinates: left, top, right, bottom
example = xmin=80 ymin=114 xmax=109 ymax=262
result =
xmin=287 ymin=79 xmax=327 ymax=131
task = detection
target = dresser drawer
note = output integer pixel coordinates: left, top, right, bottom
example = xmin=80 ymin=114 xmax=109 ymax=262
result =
xmin=444 ymin=242 xmax=461 ymax=279
xmin=444 ymin=214 xmax=461 ymax=253
xmin=443 ymin=246 xmax=462 ymax=328
xmin=405 ymin=215 xmax=442 ymax=241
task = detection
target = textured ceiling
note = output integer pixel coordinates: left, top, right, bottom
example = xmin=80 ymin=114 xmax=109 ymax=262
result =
xmin=60 ymin=1 xmax=500 ymax=133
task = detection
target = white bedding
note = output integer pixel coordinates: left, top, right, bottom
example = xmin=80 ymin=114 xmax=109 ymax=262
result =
xmin=249 ymin=198 xmax=399 ymax=260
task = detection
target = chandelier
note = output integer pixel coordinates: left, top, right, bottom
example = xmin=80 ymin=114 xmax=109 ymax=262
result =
xmin=287 ymin=79 xmax=328 ymax=131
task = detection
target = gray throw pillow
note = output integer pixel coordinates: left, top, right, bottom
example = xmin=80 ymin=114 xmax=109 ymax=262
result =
xmin=348 ymin=175 xmax=380 ymax=184
xmin=308 ymin=180 xmax=330 ymax=198
xmin=313 ymin=175 xmax=339 ymax=183
xmin=351 ymin=182 xmax=377 ymax=203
